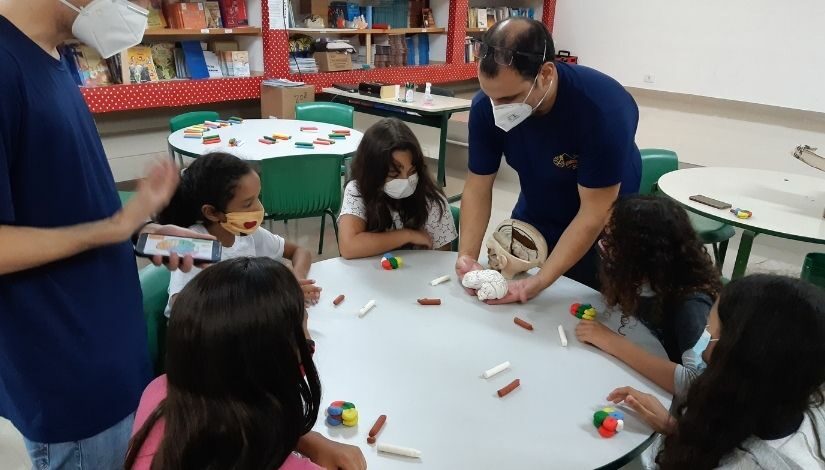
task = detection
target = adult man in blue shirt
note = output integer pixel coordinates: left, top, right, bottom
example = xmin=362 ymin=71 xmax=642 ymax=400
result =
xmin=456 ymin=18 xmax=641 ymax=302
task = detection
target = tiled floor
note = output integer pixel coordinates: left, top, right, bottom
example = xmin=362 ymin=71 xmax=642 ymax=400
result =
xmin=1 ymin=163 xmax=815 ymax=470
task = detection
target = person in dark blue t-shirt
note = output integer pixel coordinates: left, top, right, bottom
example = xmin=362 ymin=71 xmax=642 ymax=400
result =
xmin=456 ymin=18 xmax=641 ymax=302
xmin=0 ymin=0 xmax=209 ymax=468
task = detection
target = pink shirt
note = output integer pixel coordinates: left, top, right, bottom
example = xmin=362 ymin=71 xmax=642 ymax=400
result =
xmin=130 ymin=375 xmax=322 ymax=470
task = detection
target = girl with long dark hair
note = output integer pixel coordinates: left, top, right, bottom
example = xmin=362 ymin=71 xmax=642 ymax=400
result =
xmin=124 ymin=257 xmax=365 ymax=470
xmin=337 ymin=118 xmax=457 ymax=259
xmin=576 ymin=195 xmax=722 ymax=394
xmin=608 ymin=274 xmax=825 ymax=469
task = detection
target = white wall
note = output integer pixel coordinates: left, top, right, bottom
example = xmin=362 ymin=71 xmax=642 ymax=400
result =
xmin=552 ymin=0 xmax=825 ymax=113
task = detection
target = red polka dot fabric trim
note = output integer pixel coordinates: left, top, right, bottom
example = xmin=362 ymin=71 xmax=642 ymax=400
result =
xmin=81 ymin=76 xmax=264 ymax=113
xmin=446 ymin=0 xmax=469 ymax=63
xmin=543 ymin=0 xmax=557 ymax=31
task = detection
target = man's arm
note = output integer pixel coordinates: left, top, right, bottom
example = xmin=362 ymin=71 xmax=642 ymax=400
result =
xmin=0 ymin=160 xmax=180 ymax=275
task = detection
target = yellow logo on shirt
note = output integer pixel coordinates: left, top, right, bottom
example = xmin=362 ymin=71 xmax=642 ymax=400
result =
xmin=553 ymin=153 xmax=579 ymax=170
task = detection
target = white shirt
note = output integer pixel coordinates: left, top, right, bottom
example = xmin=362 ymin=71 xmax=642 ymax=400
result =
xmin=338 ymin=181 xmax=458 ymax=249
xmin=164 ymin=224 xmax=285 ymax=316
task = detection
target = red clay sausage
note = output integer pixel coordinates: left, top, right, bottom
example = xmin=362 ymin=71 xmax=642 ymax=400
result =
xmin=514 ymin=317 xmax=533 ymax=331
xmin=333 ymin=294 xmax=345 ymax=306
xmin=369 ymin=414 xmax=387 ymax=437
xmin=417 ymin=298 xmax=441 ymax=305
xmin=497 ymin=379 xmax=521 ymax=398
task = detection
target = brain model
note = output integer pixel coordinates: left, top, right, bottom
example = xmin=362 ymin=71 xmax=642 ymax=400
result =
xmin=462 ymin=269 xmax=508 ymax=301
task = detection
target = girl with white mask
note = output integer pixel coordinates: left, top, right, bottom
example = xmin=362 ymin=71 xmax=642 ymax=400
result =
xmin=338 ymin=118 xmax=457 ymax=259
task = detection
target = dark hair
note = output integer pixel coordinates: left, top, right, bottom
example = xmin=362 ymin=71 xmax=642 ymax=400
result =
xmin=157 ymin=152 xmax=254 ymax=228
xmin=124 ymin=257 xmax=321 ymax=470
xmin=599 ymin=196 xmax=722 ymax=329
xmin=479 ymin=17 xmax=555 ymax=80
xmin=348 ymin=118 xmax=447 ymax=232
xmin=658 ymin=274 xmax=825 ymax=469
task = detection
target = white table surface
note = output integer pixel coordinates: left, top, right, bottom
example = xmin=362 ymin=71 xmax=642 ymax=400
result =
xmin=307 ymin=251 xmax=670 ymax=469
xmin=323 ymin=87 xmax=472 ymax=113
xmin=167 ymin=119 xmax=362 ymax=161
xmin=658 ymin=167 xmax=825 ymax=244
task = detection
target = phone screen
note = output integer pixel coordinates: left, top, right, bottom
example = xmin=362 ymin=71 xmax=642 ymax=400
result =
xmin=141 ymin=234 xmax=216 ymax=259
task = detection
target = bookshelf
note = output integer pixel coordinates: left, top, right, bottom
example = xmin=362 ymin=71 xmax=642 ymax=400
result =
xmin=81 ymin=0 xmax=557 ymax=112
xmin=143 ymin=27 xmax=262 ymax=38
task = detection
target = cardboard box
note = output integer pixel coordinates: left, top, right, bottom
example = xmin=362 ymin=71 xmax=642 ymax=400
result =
xmin=313 ymin=52 xmax=353 ymax=72
xmin=261 ymin=85 xmax=315 ymax=119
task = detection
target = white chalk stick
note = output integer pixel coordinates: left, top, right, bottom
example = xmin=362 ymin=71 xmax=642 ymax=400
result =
xmin=558 ymin=325 xmax=568 ymax=347
xmin=358 ymin=299 xmax=376 ymax=318
xmin=482 ymin=361 xmax=510 ymax=379
xmin=430 ymin=275 xmax=450 ymax=286
xmin=377 ymin=443 xmax=421 ymax=458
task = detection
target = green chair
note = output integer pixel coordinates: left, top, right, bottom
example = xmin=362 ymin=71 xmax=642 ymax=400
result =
xmin=139 ymin=264 xmax=171 ymax=376
xmin=802 ymin=253 xmax=825 ymax=288
xmin=639 ymin=148 xmax=736 ymax=270
xmin=295 ymin=102 xmax=355 ymax=176
xmin=450 ymin=204 xmax=460 ymax=252
xmin=259 ymin=154 xmax=344 ymax=255
xmin=169 ymin=110 xmax=220 ymax=166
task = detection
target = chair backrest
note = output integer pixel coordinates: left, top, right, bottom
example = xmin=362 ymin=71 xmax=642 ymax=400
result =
xmin=295 ymin=102 xmax=354 ymax=128
xmin=169 ymin=111 xmax=221 ymax=133
xmin=139 ymin=264 xmax=171 ymax=375
xmin=118 ymin=190 xmax=135 ymax=207
xmin=802 ymin=253 xmax=825 ymax=288
xmin=259 ymin=154 xmax=344 ymax=219
xmin=450 ymin=204 xmax=460 ymax=252
xmin=639 ymin=148 xmax=679 ymax=195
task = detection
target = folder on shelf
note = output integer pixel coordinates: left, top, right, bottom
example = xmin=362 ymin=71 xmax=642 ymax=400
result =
xmin=181 ymin=40 xmax=210 ymax=79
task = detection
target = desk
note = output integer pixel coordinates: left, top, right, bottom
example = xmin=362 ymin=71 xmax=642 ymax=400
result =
xmin=658 ymin=167 xmax=825 ymax=279
xmin=308 ymin=251 xmax=670 ymax=469
xmin=167 ymin=119 xmax=362 ymax=161
xmin=321 ymin=88 xmax=472 ymax=187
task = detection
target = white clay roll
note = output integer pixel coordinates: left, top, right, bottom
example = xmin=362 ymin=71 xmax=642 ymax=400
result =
xmin=358 ymin=300 xmax=376 ymax=318
xmin=482 ymin=361 xmax=511 ymax=379
xmin=377 ymin=443 xmax=422 ymax=458
xmin=430 ymin=275 xmax=450 ymax=286
xmin=558 ymin=325 xmax=568 ymax=347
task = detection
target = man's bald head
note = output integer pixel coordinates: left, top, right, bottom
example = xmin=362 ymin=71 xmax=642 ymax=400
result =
xmin=479 ymin=17 xmax=555 ymax=80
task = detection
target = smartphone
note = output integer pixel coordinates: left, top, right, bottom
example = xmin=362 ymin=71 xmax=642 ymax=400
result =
xmin=134 ymin=233 xmax=221 ymax=264
xmin=689 ymin=194 xmax=732 ymax=210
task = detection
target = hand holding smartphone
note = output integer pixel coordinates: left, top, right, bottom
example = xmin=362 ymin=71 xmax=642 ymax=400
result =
xmin=135 ymin=233 xmax=222 ymax=264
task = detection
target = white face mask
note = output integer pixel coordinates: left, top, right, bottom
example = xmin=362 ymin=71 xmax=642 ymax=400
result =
xmin=383 ymin=174 xmax=419 ymax=199
xmin=491 ymin=75 xmax=553 ymax=132
xmin=59 ymin=0 xmax=148 ymax=59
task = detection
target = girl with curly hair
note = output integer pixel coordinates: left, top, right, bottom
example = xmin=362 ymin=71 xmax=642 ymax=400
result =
xmin=607 ymin=274 xmax=825 ymax=469
xmin=576 ymin=195 xmax=722 ymax=394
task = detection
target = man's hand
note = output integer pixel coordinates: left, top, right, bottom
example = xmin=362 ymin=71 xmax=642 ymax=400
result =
xmin=484 ymin=276 xmax=543 ymax=304
xmin=575 ymin=319 xmax=621 ymax=353
xmin=141 ymin=223 xmax=216 ymax=273
xmin=108 ymin=160 xmax=180 ymax=243
xmin=455 ymin=254 xmax=484 ymax=295
xmin=297 ymin=432 xmax=366 ymax=470
xmin=606 ymin=386 xmax=675 ymax=434
xmin=300 ymin=279 xmax=322 ymax=306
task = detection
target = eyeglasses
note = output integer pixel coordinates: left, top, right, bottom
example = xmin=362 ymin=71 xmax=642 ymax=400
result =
xmin=472 ymin=39 xmax=547 ymax=66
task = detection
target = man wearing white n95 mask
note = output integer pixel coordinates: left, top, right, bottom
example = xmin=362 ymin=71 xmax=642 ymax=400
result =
xmin=0 ymin=0 xmax=211 ymax=468
xmin=456 ymin=18 xmax=642 ymax=304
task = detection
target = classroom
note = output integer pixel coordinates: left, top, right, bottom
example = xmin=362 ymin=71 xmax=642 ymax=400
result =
xmin=1 ymin=0 xmax=825 ymax=468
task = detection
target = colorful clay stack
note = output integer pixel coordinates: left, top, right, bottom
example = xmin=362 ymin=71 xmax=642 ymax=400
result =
xmin=570 ymin=303 xmax=597 ymax=320
xmin=593 ymin=407 xmax=624 ymax=438
xmin=326 ymin=401 xmax=358 ymax=427
xmin=381 ymin=253 xmax=403 ymax=270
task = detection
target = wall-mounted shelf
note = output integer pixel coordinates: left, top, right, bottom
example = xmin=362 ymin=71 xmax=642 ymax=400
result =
xmin=287 ymin=27 xmax=446 ymax=35
xmin=143 ymin=26 xmax=262 ymax=39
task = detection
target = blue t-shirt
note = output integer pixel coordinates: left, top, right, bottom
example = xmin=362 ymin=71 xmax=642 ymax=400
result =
xmin=469 ymin=62 xmax=642 ymax=245
xmin=0 ymin=17 xmax=150 ymax=443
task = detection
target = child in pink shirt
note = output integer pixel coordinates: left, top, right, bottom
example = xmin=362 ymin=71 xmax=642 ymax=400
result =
xmin=124 ymin=257 xmax=364 ymax=470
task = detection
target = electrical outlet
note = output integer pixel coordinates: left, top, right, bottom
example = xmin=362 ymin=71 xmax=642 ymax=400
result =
xmin=644 ymin=73 xmax=655 ymax=84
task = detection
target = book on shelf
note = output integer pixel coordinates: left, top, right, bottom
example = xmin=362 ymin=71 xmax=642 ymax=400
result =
xmin=219 ymin=51 xmax=250 ymax=77
xmin=173 ymin=47 xmax=188 ymax=78
xmin=217 ymin=0 xmax=248 ymax=28
xmin=468 ymin=7 xmax=533 ymax=28
xmin=151 ymin=43 xmax=177 ymax=80
xmin=123 ymin=46 xmax=160 ymax=84
xmin=181 ymin=40 xmax=210 ymax=79
xmin=476 ymin=8 xmax=487 ymax=28
xmin=59 ymin=45 xmax=83 ymax=86
xmin=74 ymin=45 xmax=113 ymax=87
xmin=203 ymin=51 xmax=224 ymax=77
xmin=147 ymin=0 xmax=166 ymax=28
xmin=165 ymin=2 xmax=207 ymax=29
xmin=204 ymin=1 xmax=224 ymax=28
xmin=105 ymin=51 xmax=122 ymax=84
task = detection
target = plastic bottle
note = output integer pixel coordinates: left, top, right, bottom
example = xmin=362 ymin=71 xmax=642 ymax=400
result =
xmin=405 ymin=82 xmax=415 ymax=103
xmin=423 ymin=82 xmax=434 ymax=105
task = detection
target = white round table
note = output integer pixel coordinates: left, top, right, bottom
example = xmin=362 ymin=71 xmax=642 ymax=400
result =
xmin=307 ymin=251 xmax=671 ymax=469
xmin=167 ymin=119 xmax=363 ymax=161
xmin=658 ymin=167 xmax=825 ymax=279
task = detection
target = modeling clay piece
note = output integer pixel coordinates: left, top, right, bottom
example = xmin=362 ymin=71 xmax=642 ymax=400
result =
xmin=497 ymin=379 xmax=521 ymax=397
xmin=558 ymin=325 xmax=568 ymax=347
xmin=730 ymin=208 xmax=752 ymax=219
xmin=368 ymin=414 xmax=387 ymax=442
xmin=377 ymin=443 xmax=421 ymax=459
xmin=482 ymin=361 xmax=510 ymax=379
xmin=430 ymin=275 xmax=450 ymax=286
xmin=417 ymin=298 xmax=441 ymax=305
xmin=326 ymin=401 xmax=358 ymax=427
xmin=570 ymin=303 xmax=597 ymax=320
xmin=513 ymin=317 xmax=533 ymax=331
xmin=333 ymin=294 xmax=345 ymax=306
xmin=358 ymin=300 xmax=376 ymax=318
xmin=461 ymin=269 xmax=508 ymax=301
xmin=381 ymin=253 xmax=403 ymax=270
xmin=593 ymin=407 xmax=625 ymax=438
